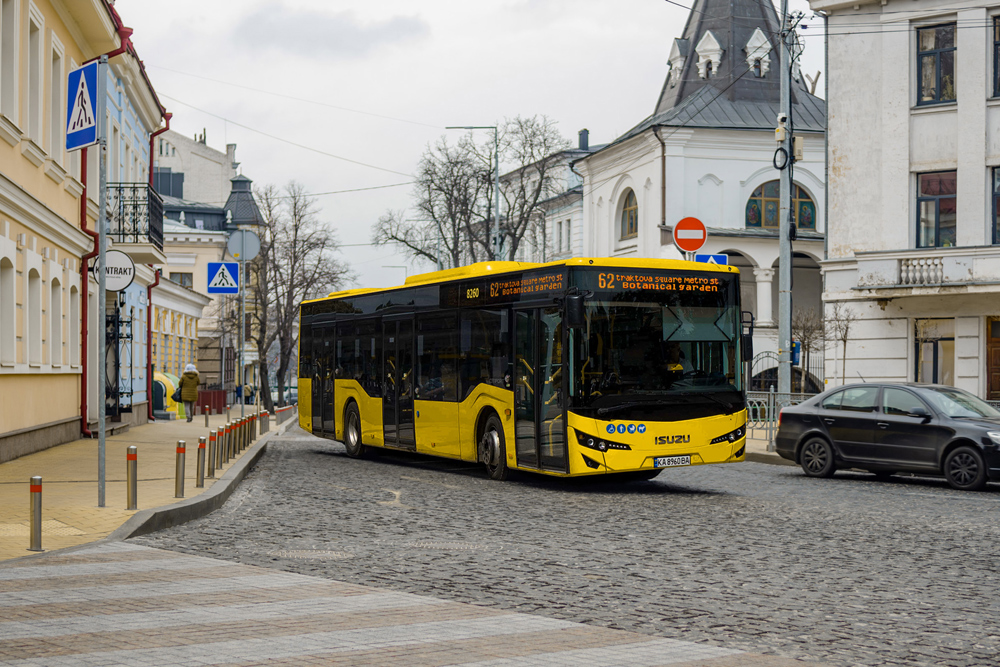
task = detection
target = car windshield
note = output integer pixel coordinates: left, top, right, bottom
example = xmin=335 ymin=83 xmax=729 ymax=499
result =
xmin=567 ymin=269 xmax=743 ymax=420
xmin=919 ymin=387 xmax=1000 ymax=419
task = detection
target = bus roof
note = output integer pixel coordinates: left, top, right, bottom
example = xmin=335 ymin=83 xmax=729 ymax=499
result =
xmin=309 ymin=257 xmax=739 ymax=303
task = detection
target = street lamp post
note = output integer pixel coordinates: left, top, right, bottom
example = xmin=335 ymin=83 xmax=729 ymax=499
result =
xmin=446 ymin=125 xmax=500 ymax=260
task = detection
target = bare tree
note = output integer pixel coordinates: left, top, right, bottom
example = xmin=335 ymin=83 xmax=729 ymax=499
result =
xmin=251 ymin=182 xmax=353 ymax=410
xmin=373 ymin=115 xmax=568 ymax=267
xmin=828 ymin=302 xmax=859 ymax=385
xmin=792 ymin=307 xmax=825 ymax=391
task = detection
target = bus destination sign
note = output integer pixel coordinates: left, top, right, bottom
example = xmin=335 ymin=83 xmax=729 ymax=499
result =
xmin=461 ymin=270 xmax=565 ymax=306
xmin=595 ymin=271 xmax=722 ymax=293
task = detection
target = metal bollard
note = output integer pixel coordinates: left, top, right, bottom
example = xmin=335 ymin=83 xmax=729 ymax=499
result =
xmin=126 ymin=446 xmax=138 ymax=510
xmin=196 ymin=437 xmax=206 ymax=488
xmin=205 ymin=405 xmax=210 ymax=428
xmin=175 ymin=440 xmax=186 ymax=498
xmin=208 ymin=430 xmax=217 ymax=478
xmin=224 ymin=422 xmax=232 ymax=463
xmin=226 ymin=404 xmax=231 ymax=422
xmin=29 ymin=476 xmax=43 ymax=552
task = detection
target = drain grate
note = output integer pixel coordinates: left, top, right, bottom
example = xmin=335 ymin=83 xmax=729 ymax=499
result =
xmin=267 ymin=549 xmax=354 ymax=560
xmin=402 ymin=541 xmax=490 ymax=551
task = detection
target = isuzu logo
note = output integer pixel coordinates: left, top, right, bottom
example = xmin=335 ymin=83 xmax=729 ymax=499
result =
xmin=655 ymin=435 xmax=691 ymax=445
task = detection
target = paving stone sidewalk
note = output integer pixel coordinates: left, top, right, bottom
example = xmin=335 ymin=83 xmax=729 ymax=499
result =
xmin=0 ymin=541 xmax=826 ymax=667
xmin=0 ymin=410 xmax=270 ymax=561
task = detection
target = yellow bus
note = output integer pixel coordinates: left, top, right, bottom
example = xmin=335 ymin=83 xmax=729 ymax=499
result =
xmin=298 ymin=258 xmax=751 ymax=480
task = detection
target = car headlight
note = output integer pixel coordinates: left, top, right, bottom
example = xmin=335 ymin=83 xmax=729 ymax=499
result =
xmin=987 ymin=431 xmax=1000 ymax=446
xmin=574 ymin=429 xmax=631 ymax=452
xmin=710 ymin=424 xmax=746 ymax=445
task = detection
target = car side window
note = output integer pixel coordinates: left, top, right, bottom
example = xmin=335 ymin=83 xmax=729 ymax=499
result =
xmin=882 ymin=388 xmax=927 ymax=416
xmin=821 ymin=390 xmax=844 ymax=410
xmin=839 ymin=387 xmax=879 ymax=412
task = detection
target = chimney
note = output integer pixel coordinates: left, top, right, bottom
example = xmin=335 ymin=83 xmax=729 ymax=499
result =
xmin=578 ymin=128 xmax=589 ymax=151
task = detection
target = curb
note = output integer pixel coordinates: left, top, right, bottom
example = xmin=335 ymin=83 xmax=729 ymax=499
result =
xmin=745 ymin=451 xmax=797 ymax=467
xmin=107 ymin=416 xmax=297 ymax=541
xmin=1 ymin=416 xmax=298 ymax=564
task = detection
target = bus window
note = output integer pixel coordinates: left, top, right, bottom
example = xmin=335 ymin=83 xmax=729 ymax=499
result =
xmin=417 ymin=313 xmax=458 ymax=401
xmin=460 ymin=309 xmax=511 ymax=399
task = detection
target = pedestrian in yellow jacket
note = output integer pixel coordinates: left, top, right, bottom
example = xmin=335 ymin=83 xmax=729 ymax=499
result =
xmin=179 ymin=364 xmax=200 ymax=423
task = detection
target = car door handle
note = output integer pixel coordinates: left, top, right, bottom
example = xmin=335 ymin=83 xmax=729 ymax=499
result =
xmin=877 ymin=422 xmax=889 ymax=429
xmin=823 ymin=418 xmax=835 ymax=424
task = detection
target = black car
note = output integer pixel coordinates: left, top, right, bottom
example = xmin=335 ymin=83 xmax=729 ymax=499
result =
xmin=775 ymin=383 xmax=1000 ymax=490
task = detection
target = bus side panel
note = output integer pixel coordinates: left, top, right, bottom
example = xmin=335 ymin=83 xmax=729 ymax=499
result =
xmin=414 ymin=400 xmax=461 ymax=458
xmin=334 ymin=379 xmax=384 ymax=447
xmin=298 ymin=378 xmax=312 ymax=432
xmin=457 ymin=385 xmax=515 ymax=464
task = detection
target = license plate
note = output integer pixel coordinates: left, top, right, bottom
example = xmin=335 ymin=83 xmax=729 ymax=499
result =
xmin=654 ymin=455 xmax=691 ymax=468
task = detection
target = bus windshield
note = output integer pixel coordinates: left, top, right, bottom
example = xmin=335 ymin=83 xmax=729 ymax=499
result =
xmin=568 ymin=270 xmax=742 ymax=421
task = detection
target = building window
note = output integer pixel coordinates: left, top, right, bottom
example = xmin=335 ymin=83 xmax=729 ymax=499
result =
xmin=69 ymin=286 xmax=79 ymax=366
xmin=0 ymin=256 xmax=13 ymax=364
xmin=0 ymin=0 xmax=18 ymax=120
xmin=917 ymin=171 xmax=956 ymax=248
xmin=993 ymin=168 xmax=1000 ymax=244
xmin=745 ymin=181 xmax=816 ymax=230
xmin=169 ymin=272 xmax=193 ymax=288
xmin=917 ymin=24 xmax=956 ymax=105
xmin=915 ymin=318 xmax=954 ymax=385
xmin=49 ymin=38 xmax=63 ymax=161
xmin=620 ymin=189 xmax=638 ymax=239
xmin=995 ymin=18 xmax=1000 ymax=97
xmin=27 ymin=8 xmax=42 ymax=142
xmin=49 ymin=277 xmax=61 ymax=365
xmin=27 ymin=268 xmax=41 ymax=364
xmin=565 ymin=219 xmax=571 ymax=253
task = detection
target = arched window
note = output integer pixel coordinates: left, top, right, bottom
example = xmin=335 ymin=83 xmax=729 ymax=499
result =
xmin=28 ymin=269 xmax=41 ymax=365
xmin=745 ymin=181 xmax=816 ymax=230
xmin=0 ymin=257 xmax=14 ymax=364
xmin=70 ymin=286 xmax=80 ymax=366
xmin=50 ymin=278 xmax=62 ymax=365
xmin=620 ymin=189 xmax=638 ymax=239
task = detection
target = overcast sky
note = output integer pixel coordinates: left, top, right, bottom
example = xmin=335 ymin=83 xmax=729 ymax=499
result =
xmin=119 ymin=0 xmax=823 ymax=289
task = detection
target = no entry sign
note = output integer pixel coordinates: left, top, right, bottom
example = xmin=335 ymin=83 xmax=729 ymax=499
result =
xmin=674 ymin=217 xmax=707 ymax=253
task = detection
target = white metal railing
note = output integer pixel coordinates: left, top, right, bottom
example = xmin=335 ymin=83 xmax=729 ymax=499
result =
xmin=746 ymin=388 xmax=817 ymax=452
xmin=899 ymin=257 xmax=943 ymax=285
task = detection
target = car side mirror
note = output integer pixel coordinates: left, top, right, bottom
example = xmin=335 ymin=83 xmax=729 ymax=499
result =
xmin=908 ymin=407 xmax=931 ymax=423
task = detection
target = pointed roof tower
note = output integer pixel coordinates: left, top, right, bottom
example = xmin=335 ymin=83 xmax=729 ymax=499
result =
xmin=223 ymin=174 xmax=263 ymax=229
xmin=607 ymin=0 xmax=824 ymax=148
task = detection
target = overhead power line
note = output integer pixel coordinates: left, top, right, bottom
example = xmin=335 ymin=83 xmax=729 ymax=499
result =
xmin=159 ymin=93 xmax=414 ymax=178
xmin=148 ymin=64 xmax=442 ymax=130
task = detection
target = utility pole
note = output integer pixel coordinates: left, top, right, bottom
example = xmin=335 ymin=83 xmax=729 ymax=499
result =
xmin=96 ymin=55 xmax=108 ymax=507
xmin=777 ymin=1 xmax=795 ymax=396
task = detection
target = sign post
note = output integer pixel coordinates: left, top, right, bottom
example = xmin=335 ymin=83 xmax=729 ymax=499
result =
xmin=66 ymin=58 xmax=103 ymax=504
xmin=226 ymin=231 xmax=260 ymax=419
xmin=95 ymin=55 xmax=108 ymax=507
xmin=673 ymin=217 xmax=707 ymax=261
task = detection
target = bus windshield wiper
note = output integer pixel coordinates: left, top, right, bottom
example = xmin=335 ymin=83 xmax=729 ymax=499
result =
xmin=596 ymin=397 xmax=679 ymax=416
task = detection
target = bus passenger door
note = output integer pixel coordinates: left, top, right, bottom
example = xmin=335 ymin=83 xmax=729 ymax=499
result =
xmin=514 ymin=308 xmax=568 ymax=472
xmin=311 ymin=325 xmax=325 ymax=436
xmin=322 ymin=327 xmax=336 ymax=437
xmin=383 ymin=318 xmax=416 ymax=450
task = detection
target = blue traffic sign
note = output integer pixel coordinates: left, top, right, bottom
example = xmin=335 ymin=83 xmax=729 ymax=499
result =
xmin=694 ymin=253 xmax=729 ymax=265
xmin=207 ymin=262 xmax=239 ymax=294
xmin=66 ymin=62 xmax=98 ymax=151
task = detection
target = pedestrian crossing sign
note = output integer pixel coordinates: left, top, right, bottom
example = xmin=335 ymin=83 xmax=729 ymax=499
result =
xmin=207 ymin=262 xmax=239 ymax=294
xmin=66 ymin=62 xmax=98 ymax=151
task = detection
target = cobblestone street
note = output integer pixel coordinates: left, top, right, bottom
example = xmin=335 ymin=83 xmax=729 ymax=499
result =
xmin=134 ymin=427 xmax=1000 ymax=667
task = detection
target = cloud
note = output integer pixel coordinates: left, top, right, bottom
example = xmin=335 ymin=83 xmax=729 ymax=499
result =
xmin=234 ymin=5 xmax=429 ymax=59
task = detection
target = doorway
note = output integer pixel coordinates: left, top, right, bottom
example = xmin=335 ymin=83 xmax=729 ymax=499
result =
xmin=383 ymin=318 xmax=415 ymax=449
xmin=514 ymin=307 xmax=567 ymax=471
xmin=988 ymin=317 xmax=1000 ymax=400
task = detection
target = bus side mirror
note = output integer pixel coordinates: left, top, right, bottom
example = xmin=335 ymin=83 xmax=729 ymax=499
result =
xmin=566 ymin=292 xmax=589 ymax=328
xmin=741 ymin=310 xmax=755 ymax=360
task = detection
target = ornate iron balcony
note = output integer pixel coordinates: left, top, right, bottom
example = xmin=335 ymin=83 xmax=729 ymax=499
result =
xmin=107 ymin=182 xmax=163 ymax=250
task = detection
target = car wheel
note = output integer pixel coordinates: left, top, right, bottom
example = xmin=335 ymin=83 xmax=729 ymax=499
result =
xmin=479 ymin=414 xmax=508 ymax=481
xmin=343 ymin=403 xmax=367 ymax=459
xmin=799 ymin=438 xmax=836 ymax=478
xmin=943 ymin=446 xmax=988 ymax=491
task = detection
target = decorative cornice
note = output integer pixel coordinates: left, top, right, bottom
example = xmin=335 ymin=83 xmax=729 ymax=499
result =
xmin=0 ymin=114 xmax=22 ymax=147
xmin=20 ymin=138 xmax=47 ymax=167
xmin=44 ymin=159 xmax=68 ymax=186
xmin=0 ymin=172 xmax=93 ymax=256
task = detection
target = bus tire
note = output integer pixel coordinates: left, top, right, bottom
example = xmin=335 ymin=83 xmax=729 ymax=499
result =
xmin=480 ymin=413 xmax=508 ymax=481
xmin=343 ymin=403 xmax=368 ymax=459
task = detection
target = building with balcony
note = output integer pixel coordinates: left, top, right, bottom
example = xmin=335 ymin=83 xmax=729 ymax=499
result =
xmin=572 ymin=0 xmax=828 ymax=390
xmin=816 ymin=0 xmax=1000 ymax=398
xmin=0 ymin=0 xmax=166 ymax=460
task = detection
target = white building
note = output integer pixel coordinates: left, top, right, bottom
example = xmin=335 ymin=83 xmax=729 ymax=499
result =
xmin=815 ymin=0 xmax=1000 ymax=399
xmin=574 ymin=0 xmax=828 ymax=389
xmin=154 ymin=129 xmax=237 ymax=206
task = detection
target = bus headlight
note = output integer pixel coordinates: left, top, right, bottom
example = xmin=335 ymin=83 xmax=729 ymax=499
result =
xmin=575 ymin=430 xmax=631 ymax=451
xmin=710 ymin=424 xmax=746 ymax=444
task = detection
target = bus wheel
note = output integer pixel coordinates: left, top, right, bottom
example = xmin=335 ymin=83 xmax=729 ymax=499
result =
xmin=480 ymin=414 xmax=508 ymax=481
xmin=344 ymin=403 xmax=366 ymax=459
